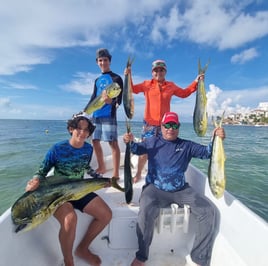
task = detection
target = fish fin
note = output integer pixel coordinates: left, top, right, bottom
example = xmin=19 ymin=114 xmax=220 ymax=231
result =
xmin=15 ymin=224 xmax=27 ymax=233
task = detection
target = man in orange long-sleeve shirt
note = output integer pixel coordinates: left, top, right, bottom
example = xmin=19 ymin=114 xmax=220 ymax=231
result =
xmin=125 ymin=59 xmax=204 ymax=182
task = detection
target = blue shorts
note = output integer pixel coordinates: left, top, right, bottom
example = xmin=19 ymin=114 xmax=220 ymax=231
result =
xmin=92 ymin=117 xmax=118 ymax=142
xmin=141 ymin=120 xmax=161 ymax=140
xmin=69 ymin=192 xmax=98 ymax=212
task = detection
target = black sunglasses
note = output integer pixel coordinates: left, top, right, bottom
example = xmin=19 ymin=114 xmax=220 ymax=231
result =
xmin=162 ymin=123 xmax=180 ymax=130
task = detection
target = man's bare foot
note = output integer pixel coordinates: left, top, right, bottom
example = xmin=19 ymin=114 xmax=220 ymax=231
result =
xmin=96 ymin=167 xmax=106 ymax=175
xmin=131 ymin=257 xmax=145 ymax=266
xmin=133 ymin=175 xmax=142 ymax=183
xmin=75 ymin=247 xmax=101 ymax=266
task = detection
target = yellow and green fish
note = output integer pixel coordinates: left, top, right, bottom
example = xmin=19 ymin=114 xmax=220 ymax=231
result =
xmin=11 ymin=177 xmax=124 ymax=233
xmin=208 ymin=113 xmax=226 ymax=199
xmin=193 ymin=59 xmax=209 ymax=137
xmin=84 ymin=82 xmax=121 ymax=115
xmin=123 ymin=57 xmax=135 ymax=119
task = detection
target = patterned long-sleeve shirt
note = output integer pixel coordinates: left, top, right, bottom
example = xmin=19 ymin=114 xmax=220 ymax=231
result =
xmin=34 ymin=140 xmax=93 ymax=181
xmin=130 ymin=135 xmax=212 ymax=192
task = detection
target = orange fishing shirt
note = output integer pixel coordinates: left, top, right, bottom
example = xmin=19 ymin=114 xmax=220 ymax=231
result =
xmin=133 ymin=79 xmax=197 ymax=126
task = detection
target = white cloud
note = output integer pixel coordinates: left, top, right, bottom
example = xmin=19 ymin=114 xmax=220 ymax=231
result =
xmin=61 ymin=72 xmax=96 ymax=95
xmin=206 ymin=84 xmax=268 ymax=117
xmin=0 ymin=1 xmax=268 ymax=120
xmin=149 ymin=1 xmax=268 ymax=50
xmin=0 ymin=80 xmax=38 ymax=90
xmin=1 ymin=1 xmax=268 ymax=76
xmin=231 ymin=48 xmax=259 ymax=64
xmin=0 ymin=97 xmax=11 ymax=108
xmin=0 ymin=0 xmax=167 ymax=75
xmin=0 ymin=97 xmax=22 ymax=116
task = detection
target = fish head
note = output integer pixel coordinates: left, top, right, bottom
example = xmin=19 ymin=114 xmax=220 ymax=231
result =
xmin=106 ymin=82 xmax=121 ymax=98
xmin=11 ymin=190 xmax=61 ymax=233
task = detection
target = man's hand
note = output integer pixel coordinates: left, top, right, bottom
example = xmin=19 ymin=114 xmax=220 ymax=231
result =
xmin=214 ymin=127 xmax=225 ymax=140
xmin=123 ymin=132 xmax=134 ymax=143
xmin=101 ymin=90 xmax=112 ymax=104
xmin=26 ymin=177 xmax=40 ymax=192
xmin=195 ymin=73 xmax=205 ymax=82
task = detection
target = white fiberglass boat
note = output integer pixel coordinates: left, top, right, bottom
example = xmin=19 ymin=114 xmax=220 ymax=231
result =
xmin=0 ymin=137 xmax=267 ymax=266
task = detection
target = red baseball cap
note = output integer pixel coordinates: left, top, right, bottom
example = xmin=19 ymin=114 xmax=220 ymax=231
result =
xmin=161 ymin=112 xmax=179 ymax=124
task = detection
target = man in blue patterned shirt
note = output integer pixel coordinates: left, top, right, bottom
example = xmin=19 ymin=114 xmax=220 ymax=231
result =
xmin=26 ymin=115 xmax=111 ymax=266
xmin=124 ymin=112 xmax=226 ymax=266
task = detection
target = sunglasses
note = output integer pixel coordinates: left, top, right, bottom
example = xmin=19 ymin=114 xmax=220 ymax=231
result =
xmin=162 ymin=123 xmax=180 ymax=130
xmin=152 ymin=62 xmax=166 ymax=68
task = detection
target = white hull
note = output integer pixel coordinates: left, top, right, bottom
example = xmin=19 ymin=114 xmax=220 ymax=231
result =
xmin=0 ymin=137 xmax=267 ymax=266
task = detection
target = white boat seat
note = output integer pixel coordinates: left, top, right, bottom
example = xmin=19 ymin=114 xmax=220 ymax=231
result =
xmin=156 ymin=204 xmax=190 ymax=234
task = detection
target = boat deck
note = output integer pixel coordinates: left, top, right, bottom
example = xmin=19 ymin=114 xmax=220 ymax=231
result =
xmin=1 ymin=145 xmax=266 ymax=266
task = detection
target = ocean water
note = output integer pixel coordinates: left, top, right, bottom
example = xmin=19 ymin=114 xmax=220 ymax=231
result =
xmin=0 ymin=119 xmax=267 ymax=222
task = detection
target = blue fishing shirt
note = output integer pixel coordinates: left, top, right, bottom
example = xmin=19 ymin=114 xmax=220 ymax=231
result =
xmin=130 ymin=135 xmax=212 ymax=192
xmin=93 ymin=73 xmax=113 ymax=118
xmin=35 ymin=140 xmax=93 ymax=180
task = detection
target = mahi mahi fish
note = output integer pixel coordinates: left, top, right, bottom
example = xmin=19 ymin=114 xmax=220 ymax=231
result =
xmin=193 ymin=59 xmax=209 ymax=137
xmin=84 ymin=82 xmax=121 ymax=115
xmin=11 ymin=177 xmax=124 ymax=233
xmin=124 ymin=120 xmax=133 ymax=204
xmin=208 ymin=113 xmax=226 ymax=199
xmin=123 ymin=56 xmax=135 ymax=119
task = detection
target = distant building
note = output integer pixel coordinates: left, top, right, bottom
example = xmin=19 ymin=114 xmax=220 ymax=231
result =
xmin=258 ymin=102 xmax=268 ymax=111
xmin=255 ymin=102 xmax=268 ymax=118
xmin=225 ymin=102 xmax=268 ymax=125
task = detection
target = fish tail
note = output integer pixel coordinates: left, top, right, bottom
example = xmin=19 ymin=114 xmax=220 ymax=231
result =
xmin=198 ymin=59 xmax=210 ymax=74
xmin=127 ymin=56 xmax=135 ymax=67
xmin=111 ymin=177 xmax=125 ymax=192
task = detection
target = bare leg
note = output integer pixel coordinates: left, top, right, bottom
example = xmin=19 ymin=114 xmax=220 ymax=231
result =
xmin=75 ymin=196 xmax=112 ymax=266
xmin=131 ymin=257 xmax=145 ymax=266
xmin=109 ymin=140 xmax=120 ymax=178
xmin=133 ymin=154 xmax=147 ymax=183
xmin=54 ymin=202 xmax=77 ymax=266
xmin=92 ymin=139 xmax=106 ymax=174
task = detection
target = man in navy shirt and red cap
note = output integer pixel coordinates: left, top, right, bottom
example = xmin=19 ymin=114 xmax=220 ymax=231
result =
xmin=124 ymin=111 xmax=226 ymax=266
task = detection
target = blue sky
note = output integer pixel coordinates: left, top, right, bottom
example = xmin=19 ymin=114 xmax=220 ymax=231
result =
xmin=1 ymin=0 xmax=268 ymax=121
